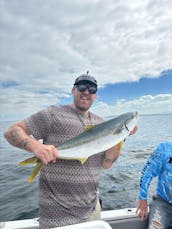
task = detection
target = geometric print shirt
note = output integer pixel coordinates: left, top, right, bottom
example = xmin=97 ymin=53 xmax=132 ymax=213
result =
xmin=24 ymin=105 xmax=104 ymax=228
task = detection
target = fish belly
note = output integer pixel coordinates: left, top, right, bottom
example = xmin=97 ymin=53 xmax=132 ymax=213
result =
xmin=58 ymin=130 xmax=128 ymax=160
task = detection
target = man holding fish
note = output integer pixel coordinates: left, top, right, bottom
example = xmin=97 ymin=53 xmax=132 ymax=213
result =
xmin=4 ymin=72 xmax=137 ymax=228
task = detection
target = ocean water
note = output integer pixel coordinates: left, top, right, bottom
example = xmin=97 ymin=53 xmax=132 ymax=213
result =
xmin=0 ymin=114 xmax=171 ymax=222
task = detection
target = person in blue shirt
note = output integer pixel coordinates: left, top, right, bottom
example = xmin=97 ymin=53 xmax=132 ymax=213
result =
xmin=136 ymin=142 xmax=172 ymax=229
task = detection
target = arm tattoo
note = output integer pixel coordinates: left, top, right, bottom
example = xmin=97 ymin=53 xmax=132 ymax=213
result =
xmin=7 ymin=127 xmax=32 ymax=150
xmin=16 ymin=138 xmax=31 ymax=149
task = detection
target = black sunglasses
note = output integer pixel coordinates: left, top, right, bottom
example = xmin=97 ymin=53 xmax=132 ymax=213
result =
xmin=75 ymin=84 xmax=97 ymax=94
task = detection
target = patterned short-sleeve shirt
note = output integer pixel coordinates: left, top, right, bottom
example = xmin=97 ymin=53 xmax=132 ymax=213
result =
xmin=24 ymin=105 xmax=104 ymax=228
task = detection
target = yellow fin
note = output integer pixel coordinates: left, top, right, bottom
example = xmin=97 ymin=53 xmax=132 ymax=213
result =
xmin=113 ymin=128 xmax=121 ymax=135
xmin=58 ymin=156 xmax=87 ymax=164
xmin=117 ymin=141 xmax=123 ymax=150
xmin=77 ymin=158 xmax=87 ymax=164
xmin=84 ymin=125 xmax=95 ymax=131
xmin=18 ymin=156 xmax=39 ymax=166
xmin=28 ymin=162 xmax=42 ymax=183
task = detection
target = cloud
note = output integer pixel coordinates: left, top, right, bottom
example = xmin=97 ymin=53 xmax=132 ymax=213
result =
xmin=0 ymin=0 xmax=172 ymax=119
xmin=92 ymin=94 xmax=172 ymax=117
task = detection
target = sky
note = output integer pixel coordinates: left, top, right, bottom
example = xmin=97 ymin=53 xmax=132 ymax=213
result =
xmin=0 ymin=0 xmax=172 ymax=121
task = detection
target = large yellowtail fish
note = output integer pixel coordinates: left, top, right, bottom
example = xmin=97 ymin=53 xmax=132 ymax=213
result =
xmin=18 ymin=112 xmax=138 ymax=182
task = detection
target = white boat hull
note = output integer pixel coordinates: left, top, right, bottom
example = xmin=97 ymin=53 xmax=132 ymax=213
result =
xmin=0 ymin=208 xmax=148 ymax=229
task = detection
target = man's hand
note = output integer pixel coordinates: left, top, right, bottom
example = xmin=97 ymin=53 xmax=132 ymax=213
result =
xmin=130 ymin=125 xmax=138 ymax=135
xmin=32 ymin=141 xmax=58 ymax=165
xmin=136 ymin=200 xmax=149 ymax=220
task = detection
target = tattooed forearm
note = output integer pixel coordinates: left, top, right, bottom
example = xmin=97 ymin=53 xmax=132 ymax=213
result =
xmin=4 ymin=125 xmax=33 ymax=150
xmin=16 ymin=138 xmax=32 ymax=149
xmin=7 ymin=128 xmax=22 ymax=145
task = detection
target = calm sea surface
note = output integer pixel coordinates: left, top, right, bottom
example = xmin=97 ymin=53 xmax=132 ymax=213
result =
xmin=0 ymin=114 xmax=171 ymax=222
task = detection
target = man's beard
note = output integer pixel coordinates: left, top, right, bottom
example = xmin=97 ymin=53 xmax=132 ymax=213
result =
xmin=75 ymin=102 xmax=92 ymax=112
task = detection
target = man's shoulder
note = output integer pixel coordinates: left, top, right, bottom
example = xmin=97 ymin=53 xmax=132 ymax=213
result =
xmin=49 ymin=105 xmax=71 ymax=113
xmin=158 ymin=142 xmax=172 ymax=148
xmin=156 ymin=142 xmax=172 ymax=155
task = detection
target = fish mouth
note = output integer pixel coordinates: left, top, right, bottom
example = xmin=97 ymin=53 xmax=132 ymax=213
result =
xmin=124 ymin=123 xmax=130 ymax=132
xmin=124 ymin=112 xmax=138 ymax=132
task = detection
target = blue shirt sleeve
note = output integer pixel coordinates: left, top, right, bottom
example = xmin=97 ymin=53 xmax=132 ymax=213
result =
xmin=138 ymin=144 xmax=164 ymax=200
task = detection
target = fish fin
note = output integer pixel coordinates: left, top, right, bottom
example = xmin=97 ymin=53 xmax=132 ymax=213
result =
xmin=113 ymin=128 xmax=121 ymax=135
xmin=117 ymin=141 xmax=123 ymax=150
xmin=77 ymin=158 xmax=87 ymax=164
xmin=18 ymin=156 xmax=39 ymax=166
xmin=84 ymin=125 xmax=95 ymax=131
xmin=27 ymin=162 xmax=42 ymax=183
xmin=58 ymin=156 xmax=87 ymax=164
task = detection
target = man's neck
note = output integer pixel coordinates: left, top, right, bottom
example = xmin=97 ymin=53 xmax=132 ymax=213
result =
xmin=70 ymin=103 xmax=89 ymax=117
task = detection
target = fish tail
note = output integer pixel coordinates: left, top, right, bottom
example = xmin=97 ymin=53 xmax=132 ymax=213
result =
xmin=18 ymin=156 xmax=39 ymax=166
xmin=28 ymin=162 xmax=42 ymax=183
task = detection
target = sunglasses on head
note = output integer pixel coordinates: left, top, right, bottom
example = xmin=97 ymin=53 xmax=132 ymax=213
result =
xmin=75 ymin=84 xmax=97 ymax=94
